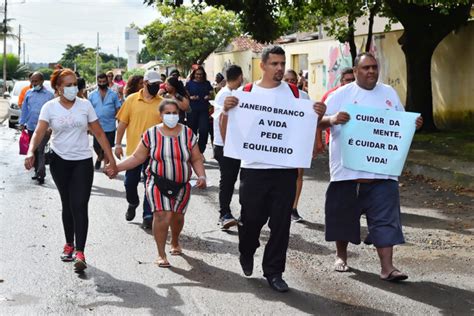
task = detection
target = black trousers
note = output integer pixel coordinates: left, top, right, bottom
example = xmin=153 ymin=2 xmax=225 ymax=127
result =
xmin=213 ymin=145 xmax=241 ymax=217
xmin=50 ymin=152 xmax=93 ymax=251
xmin=238 ymin=168 xmax=297 ymax=278
xmin=188 ymin=105 xmax=209 ymax=153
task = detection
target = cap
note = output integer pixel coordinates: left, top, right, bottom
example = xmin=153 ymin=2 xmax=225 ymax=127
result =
xmin=144 ymin=70 xmax=161 ymax=83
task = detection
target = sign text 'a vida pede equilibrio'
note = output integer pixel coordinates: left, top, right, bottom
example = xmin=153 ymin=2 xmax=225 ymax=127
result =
xmin=223 ymin=90 xmax=317 ymax=168
xmin=340 ymin=104 xmax=420 ymax=176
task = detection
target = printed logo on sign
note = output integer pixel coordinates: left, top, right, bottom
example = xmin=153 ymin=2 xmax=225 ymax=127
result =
xmin=353 ymin=100 xmax=358 ymax=104
xmin=386 ymin=100 xmax=392 ymax=107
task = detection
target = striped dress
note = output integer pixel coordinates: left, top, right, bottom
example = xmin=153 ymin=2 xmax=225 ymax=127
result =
xmin=142 ymin=124 xmax=197 ymax=214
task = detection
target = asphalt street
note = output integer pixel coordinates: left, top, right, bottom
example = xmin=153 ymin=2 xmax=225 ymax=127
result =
xmin=0 ymin=100 xmax=473 ymax=314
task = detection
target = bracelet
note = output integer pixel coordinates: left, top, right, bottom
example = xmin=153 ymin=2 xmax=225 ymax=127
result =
xmin=115 ymin=144 xmax=122 ymax=148
xmin=198 ymin=176 xmax=206 ymax=180
xmin=222 ymin=110 xmax=229 ymax=116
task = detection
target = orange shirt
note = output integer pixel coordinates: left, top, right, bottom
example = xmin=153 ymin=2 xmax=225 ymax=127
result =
xmin=18 ymin=85 xmax=32 ymax=108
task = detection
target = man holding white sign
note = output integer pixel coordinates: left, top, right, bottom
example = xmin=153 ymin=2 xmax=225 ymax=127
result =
xmin=318 ymin=52 xmax=423 ymax=281
xmin=222 ymin=46 xmax=326 ymax=292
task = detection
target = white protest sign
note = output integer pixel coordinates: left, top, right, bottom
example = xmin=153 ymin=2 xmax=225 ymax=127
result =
xmin=340 ymin=104 xmax=419 ymax=176
xmin=223 ymin=90 xmax=317 ymax=168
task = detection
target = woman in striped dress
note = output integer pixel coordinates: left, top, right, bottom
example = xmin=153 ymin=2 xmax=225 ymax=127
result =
xmin=111 ymin=99 xmax=206 ymax=267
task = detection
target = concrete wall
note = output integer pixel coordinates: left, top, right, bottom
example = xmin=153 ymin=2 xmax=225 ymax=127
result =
xmin=282 ymin=21 xmax=474 ymax=130
xmin=205 ymin=50 xmax=259 ymax=84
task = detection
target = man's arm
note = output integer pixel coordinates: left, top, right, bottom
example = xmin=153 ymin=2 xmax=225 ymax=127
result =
xmin=114 ymin=121 xmax=128 ymax=159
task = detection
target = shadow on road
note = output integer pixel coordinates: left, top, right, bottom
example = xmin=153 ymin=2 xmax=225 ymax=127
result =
xmin=79 ymin=266 xmax=184 ymax=315
xmin=158 ymin=254 xmax=388 ymax=315
xmin=401 ymin=212 xmax=473 ymax=236
xmin=349 ymin=268 xmax=474 ymax=315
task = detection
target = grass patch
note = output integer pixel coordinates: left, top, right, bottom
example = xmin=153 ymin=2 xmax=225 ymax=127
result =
xmin=412 ymin=131 xmax=474 ymax=162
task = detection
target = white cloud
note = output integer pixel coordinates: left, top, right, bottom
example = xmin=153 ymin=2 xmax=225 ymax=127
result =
xmin=7 ymin=0 xmax=159 ymax=62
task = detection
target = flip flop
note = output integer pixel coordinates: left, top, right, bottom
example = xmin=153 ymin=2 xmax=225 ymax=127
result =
xmin=156 ymin=259 xmax=171 ymax=268
xmin=170 ymin=248 xmax=182 ymax=256
xmin=334 ymin=258 xmax=350 ymax=272
xmin=381 ymin=269 xmax=408 ymax=282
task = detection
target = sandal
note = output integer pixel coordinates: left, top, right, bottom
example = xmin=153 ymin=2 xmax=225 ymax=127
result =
xmin=381 ymin=269 xmax=408 ymax=282
xmin=156 ymin=258 xmax=171 ymax=268
xmin=334 ymin=258 xmax=350 ymax=272
xmin=170 ymin=247 xmax=182 ymax=256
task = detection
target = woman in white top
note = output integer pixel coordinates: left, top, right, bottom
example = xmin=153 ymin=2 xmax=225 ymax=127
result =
xmin=24 ymin=68 xmax=118 ymax=272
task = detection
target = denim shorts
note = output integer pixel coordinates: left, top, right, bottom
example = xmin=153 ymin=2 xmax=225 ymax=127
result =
xmin=325 ymin=179 xmax=405 ymax=248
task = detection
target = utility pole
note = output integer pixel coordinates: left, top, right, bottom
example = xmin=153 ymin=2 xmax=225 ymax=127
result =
xmin=116 ymin=46 xmax=119 ymax=69
xmin=95 ymin=32 xmax=99 ymax=85
xmin=22 ymin=42 xmax=25 ymax=64
xmin=17 ymin=23 xmax=20 ymax=58
xmin=3 ymin=0 xmax=8 ymax=94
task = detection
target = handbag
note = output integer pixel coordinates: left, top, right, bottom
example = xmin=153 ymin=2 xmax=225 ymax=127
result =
xmin=19 ymin=130 xmax=30 ymax=155
xmin=151 ymin=171 xmax=186 ymax=198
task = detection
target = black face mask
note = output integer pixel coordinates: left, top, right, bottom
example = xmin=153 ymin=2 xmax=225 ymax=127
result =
xmin=98 ymin=83 xmax=108 ymax=90
xmin=147 ymin=83 xmax=160 ymax=96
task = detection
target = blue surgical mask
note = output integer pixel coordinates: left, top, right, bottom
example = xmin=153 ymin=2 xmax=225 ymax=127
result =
xmin=163 ymin=114 xmax=179 ymax=128
xmin=63 ymin=86 xmax=78 ymax=101
xmin=33 ymin=85 xmax=42 ymax=91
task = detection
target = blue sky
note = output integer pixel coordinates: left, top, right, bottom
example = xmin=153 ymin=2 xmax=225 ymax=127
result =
xmin=6 ymin=0 xmax=159 ymax=63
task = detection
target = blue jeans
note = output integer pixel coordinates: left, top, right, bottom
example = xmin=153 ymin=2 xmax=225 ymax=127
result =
xmin=124 ymin=160 xmax=152 ymax=219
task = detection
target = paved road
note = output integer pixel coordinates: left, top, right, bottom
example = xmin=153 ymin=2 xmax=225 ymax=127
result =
xmin=0 ymin=123 xmax=473 ymax=315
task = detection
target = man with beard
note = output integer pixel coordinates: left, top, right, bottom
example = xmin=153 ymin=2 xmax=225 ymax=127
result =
xmin=115 ymin=70 xmax=163 ymax=229
xmin=89 ymin=73 xmax=122 ymax=170
xmin=222 ymin=46 xmax=326 ymax=292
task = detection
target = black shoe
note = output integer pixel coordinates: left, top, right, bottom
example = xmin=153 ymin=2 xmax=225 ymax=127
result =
xmin=94 ymin=159 xmax=101 ymax=170
xmin=239 ymin=255 xmax=253 ymax=276
xmin=31 ymin=172 xmax=38 ymax=180
xmin=125 ymin=204 xmax=137 ymax=221
xmin=291 ymin=209 xmax=303 ymax=222
xmin=266 ymin=275 xmax=289 ymax=292
xmin=142 ymin=217 xmax=153 ymax=229
xmin=37 ymin=177 xmax=45 ymax=185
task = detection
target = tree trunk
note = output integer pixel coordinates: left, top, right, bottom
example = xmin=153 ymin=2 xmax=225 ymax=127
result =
xmin=401 ymin=35 xmax=437 ymax=131
xmin=365 ymin=0 xmax=381 ymax=52
xmin=385 ymin=0 xmax=472 ymax=131
xmin=347 ymin=14 xmax=357 ymax=64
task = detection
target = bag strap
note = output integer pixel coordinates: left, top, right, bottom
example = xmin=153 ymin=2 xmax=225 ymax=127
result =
xmin=243 ymin=83 xmax=253 ymax=92
xmin=288 ymin=83 xmax=300 ymax=98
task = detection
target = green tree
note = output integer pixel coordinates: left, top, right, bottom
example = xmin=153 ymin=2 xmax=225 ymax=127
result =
xmin=0 ymin=54 xmax=29 ymax=79
xmin=138 ymin=46 xmax=158 ymax=63
xmin=124 ymin=67 xmax=145 ymax=80
xmin=76 ymin=50 xmax=99 ymax=83
xmin=146 ymin=0 xmax=472 ymax=131
xmin=36 ymin=67 xmax=54 ymax=80
xmin=140 ymin=4 xmax=241 ymax=73
xmin=58 ymin=44 xmax=87 ymax=69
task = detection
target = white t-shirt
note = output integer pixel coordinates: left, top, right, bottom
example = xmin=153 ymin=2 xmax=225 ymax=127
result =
xmin=213 ymin=85 xmax=232 ymax=147
xmin=326 ymin=82 xmax=404 ymax=182
xmin=39 ymin=97 xmax=98 ymax=160
xmin=238 ymin=81 xmax=307 ymax=169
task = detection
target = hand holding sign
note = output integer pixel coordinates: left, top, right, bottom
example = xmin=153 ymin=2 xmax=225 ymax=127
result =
xmin=340 ymin=104 xmax=420 ymax=176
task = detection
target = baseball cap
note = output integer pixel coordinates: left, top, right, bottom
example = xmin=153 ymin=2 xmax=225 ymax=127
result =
xmin=144 ymin=70 xmax=161 ymax=83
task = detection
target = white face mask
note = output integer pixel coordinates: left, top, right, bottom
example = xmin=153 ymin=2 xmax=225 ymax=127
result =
xmin=163 ymin=114 xmax=179 ymax=128
xmin=63 ymin=86 xmax=78 ymax=101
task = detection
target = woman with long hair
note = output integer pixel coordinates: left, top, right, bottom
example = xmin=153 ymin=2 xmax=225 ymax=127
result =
xmin=24 ymin=68 xmax=117 ymax=272
xmin=164 ymin=76 xmax=190 ymax=124
xmin=124 ymin=75 xmax=144 ymax=98
xmin=185 ymin=66 xmax=213 ymax=154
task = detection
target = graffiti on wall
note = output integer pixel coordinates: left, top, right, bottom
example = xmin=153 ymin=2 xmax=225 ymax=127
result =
xmin=327 ymin=43 xmax=352 ymax=89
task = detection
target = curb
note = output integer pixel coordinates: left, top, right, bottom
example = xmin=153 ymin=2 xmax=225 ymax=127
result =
xmin=404 ymin=159 xmax=474 ymax=190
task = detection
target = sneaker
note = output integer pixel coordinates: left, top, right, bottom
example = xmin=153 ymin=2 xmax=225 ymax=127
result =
xmin=94 ymin=159 xmax=101 ymax=170
xmin=266 ymin=275 xmax=289 ymax=292
xmin=219 ymin=213 xmax=238 ymax=229
xmin=291 ymin=209 xmax=303 ymax=222
xmin=126 ymin=204 xmax=137 ymax=221
xmin=142 ymin=216 xmax=153 ymax=230
xmin=74 ymin=251 xmax=87 ymax=272
xmin=60 ymin=243 xmax=75 ymax=262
